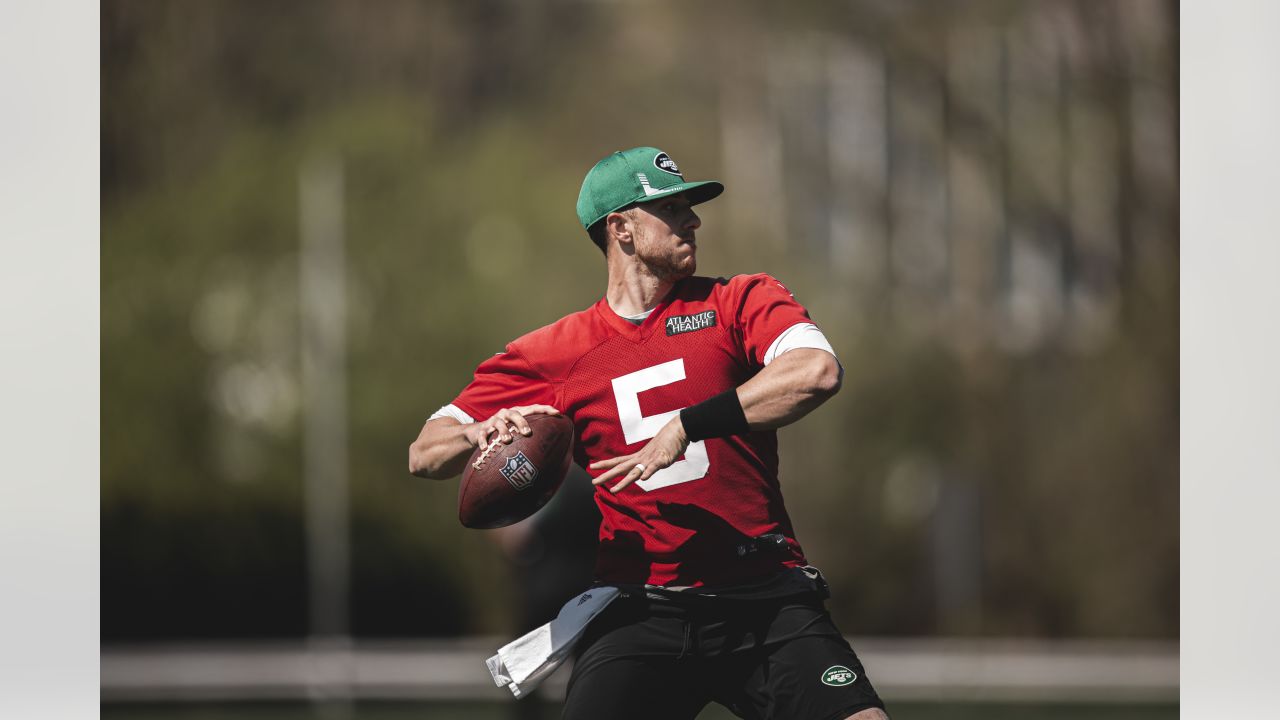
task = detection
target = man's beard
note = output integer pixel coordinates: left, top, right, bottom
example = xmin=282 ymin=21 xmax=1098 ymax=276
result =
xmin=638 ymin=231 xmax=697 ymax=282
xmin=644 ymin=251 xmax=696 ymax=282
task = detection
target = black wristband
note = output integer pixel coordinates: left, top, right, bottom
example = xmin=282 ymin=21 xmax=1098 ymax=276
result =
xmin=680 ymin=388 xmax=749 ymax=442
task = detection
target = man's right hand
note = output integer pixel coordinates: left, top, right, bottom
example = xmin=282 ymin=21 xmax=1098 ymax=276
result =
xmin=464 ymin=405 xmax=563 ymax=448
xmin=410 ymin=404 xmax=562 ymax=479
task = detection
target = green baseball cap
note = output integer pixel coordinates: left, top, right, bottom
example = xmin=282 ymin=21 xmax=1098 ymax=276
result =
xmin=576 ymin=147 xmax=724 ymax=229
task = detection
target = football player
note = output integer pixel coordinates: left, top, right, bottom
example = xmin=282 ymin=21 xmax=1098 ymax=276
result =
xmin=410 ymin=147 xmax=888 ymax=720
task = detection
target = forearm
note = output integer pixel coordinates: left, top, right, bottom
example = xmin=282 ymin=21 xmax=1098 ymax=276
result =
xmin=593 ymin=349 xmax=842 ymax=492
xmin=409 ymin=404 xmax=563 ymax=479
xmin=735 ymin=348 xmax=842 ymax=430
xmin=409 ymin=418 xmax=476 ymax=479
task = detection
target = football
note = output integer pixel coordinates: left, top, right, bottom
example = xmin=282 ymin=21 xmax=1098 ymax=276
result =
xmin=458 ymin=413 xmax=575 ymax=529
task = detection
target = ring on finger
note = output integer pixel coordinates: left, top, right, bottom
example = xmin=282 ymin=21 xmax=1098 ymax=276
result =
xmin=634 ymin=463 xmax=645 ymax=472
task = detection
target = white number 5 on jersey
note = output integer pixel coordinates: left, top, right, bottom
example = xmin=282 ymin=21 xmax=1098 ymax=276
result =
xmin=610 ymin=359 xmax=710 ymax=491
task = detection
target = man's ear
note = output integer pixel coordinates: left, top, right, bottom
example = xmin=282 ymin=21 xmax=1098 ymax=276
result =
xmin=606 ymin=211 xmax=633 ymax=248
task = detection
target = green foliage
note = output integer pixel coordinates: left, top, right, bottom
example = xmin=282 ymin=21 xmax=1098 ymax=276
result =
xmin=103 ymin=0 xmax=1177 ymax=640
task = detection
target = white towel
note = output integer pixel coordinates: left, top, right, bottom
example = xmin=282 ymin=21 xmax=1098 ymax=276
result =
xmin=485 ymin=586 xmax=621 ymax=698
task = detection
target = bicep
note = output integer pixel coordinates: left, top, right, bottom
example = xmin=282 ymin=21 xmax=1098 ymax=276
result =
xmin=754 ymin=348 xmax=838 ymax=388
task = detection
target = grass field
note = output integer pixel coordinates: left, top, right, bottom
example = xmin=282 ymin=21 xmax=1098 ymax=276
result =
xmin=103 ymin=700 xmax=1178 ymax=720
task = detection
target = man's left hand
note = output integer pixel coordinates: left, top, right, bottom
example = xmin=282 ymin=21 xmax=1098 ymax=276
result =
xmin=588 ymin=416 xmax=690 ymax=493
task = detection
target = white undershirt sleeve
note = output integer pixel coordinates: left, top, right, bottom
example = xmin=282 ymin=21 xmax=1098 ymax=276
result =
xmin=428 ymin=404 xmax=475 ymax=424
xmin=763 ymin=323 xmax=843 ymax=380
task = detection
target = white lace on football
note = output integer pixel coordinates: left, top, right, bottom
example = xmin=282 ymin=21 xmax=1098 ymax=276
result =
xmin=472 ymin=435 xmax=503 ymax=471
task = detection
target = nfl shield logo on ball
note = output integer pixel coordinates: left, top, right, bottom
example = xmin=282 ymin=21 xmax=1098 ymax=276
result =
xmin=500 ymin=451 xmax=539 ymax=490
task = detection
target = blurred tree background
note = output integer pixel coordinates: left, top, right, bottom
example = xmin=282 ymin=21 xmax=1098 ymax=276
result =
xmin=102 ymin=0 xmax=1177 ymax=642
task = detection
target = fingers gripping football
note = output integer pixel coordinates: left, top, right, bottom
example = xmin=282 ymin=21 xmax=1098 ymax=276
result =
xmin=466 ymin=405 xmax=561 ymax=448
xmin=589 ymin=416 xmax=690 ymax=493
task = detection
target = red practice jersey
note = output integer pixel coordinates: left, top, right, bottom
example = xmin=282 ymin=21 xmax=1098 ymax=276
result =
xmin=449 ymin=274 xmax=822 ymax=587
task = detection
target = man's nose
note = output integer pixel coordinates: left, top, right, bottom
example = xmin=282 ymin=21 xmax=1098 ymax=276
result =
xmin=684 ymin=209 xmax=701 ymax=230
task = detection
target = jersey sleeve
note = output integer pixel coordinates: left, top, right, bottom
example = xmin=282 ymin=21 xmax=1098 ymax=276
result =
xmin=763 ymin=323 xmax=838 ymax=365
xmin=730 ymin=274 xmax=818 ymax=367
xmin=449 ymin=346 xmax=557 ymax=423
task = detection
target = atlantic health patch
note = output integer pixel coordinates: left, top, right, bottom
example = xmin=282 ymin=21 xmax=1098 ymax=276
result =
xmin=665 ymin=310 xmax=716 ymax=337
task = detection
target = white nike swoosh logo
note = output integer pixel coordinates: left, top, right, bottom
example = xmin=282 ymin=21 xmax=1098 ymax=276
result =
xmin=637 ymin=173 xmax=668 ymax=197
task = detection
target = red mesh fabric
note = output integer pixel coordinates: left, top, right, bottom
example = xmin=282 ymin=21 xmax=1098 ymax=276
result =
xmin=450 ymin=274 xmax=819 ymax=587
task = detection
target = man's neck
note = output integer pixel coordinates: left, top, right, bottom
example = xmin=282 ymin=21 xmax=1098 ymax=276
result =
xmin=605 ymin=263 xmax=677 ymax=318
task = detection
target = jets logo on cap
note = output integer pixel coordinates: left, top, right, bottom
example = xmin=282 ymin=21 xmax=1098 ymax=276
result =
xmin=654 ymin=152 xmax=683 ymax=176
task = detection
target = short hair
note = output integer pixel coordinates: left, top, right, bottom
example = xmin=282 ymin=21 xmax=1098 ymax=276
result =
xmin=587 ymin=220 xmax=608 ymax=254
xmin=586 ymin=203 xmax=637 ymax=256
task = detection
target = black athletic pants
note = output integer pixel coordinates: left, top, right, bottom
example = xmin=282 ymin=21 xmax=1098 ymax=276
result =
xmin=561 ymin=591 xmax=885 ymax=720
